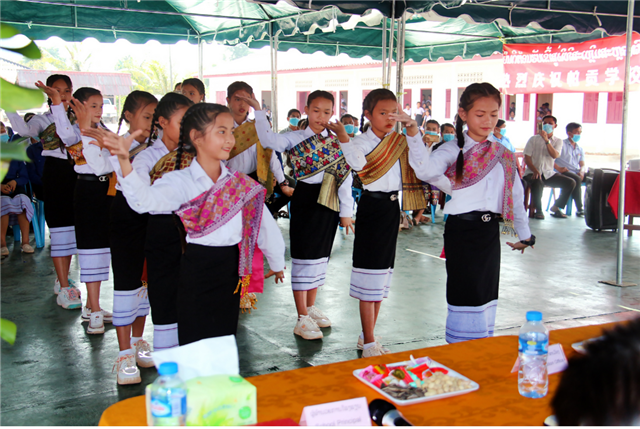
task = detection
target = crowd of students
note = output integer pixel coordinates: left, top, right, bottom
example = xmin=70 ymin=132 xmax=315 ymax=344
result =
xmin=2 ymin=75 xmax=535 ymax=384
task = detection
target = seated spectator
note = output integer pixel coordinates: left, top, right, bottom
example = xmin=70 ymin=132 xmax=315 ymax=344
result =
xmin=279 ymin=109 xmax=301 ymax=134
xmin=523 ymin=115 xmax=575 ymax=219
xmin=1 ymin=160 xmax=34 ymax=256
xmin=551 ymin=317 xmax=640 ymax=425
xmin=488 ymin=119 xmax=515 ymax=152
xmin=340 ymin=114 xmax=356 ymax=138
xmin=432 ymin=122 xmax=455 ymax=152
xmin=403 ymin=103 xmax=411 ymax=116
xmin=554 ymin=122 xmax=586 ymax=216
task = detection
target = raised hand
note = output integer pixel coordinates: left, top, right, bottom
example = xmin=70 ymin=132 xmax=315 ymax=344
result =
xmin=69 ymin=98 xmax=92 ymax=130
xmin=236 ymin=94 xmax=262 ymax=112
xmin=35 ymin=81 xmax=61 ymax=106
xmin=389 ymin=103 xmax=418 ymax=136
xmin=321 ymin=120 xmax=350 ymax=143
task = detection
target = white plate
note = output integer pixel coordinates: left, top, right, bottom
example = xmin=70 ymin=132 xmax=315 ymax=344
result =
xmin=352 ymin=357 xmax=479 ymax=406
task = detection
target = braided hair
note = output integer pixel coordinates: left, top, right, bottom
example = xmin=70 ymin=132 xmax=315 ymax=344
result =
xmin=46 ymin=74 xmax=73 ymax=119
xmin=181 ymin=78 xmax=206 ymax=102
xmin=454 ymin=83 xmax=501 ymax=183
xmin=147 ymin=92 xmax=193 ymax=147
xmin=116 ymin=90 xmax=158 ymax=134
xmin=360 ymin=88 xmax=396 ymax=133
xmin=175 ymin=102 xmax=231 ymax=171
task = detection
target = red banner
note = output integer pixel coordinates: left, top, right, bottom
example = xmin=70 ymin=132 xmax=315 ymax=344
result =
xmin=503 ymin=33 xmax=640 ymax=94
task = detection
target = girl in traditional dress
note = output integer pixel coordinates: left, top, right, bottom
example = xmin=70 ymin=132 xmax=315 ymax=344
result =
xmin=240 ymin=91 xmax=354 ymax=341
xmin=415 ymin=83 xmax=535 ymax=343
xmin=84 ymin=90 xmax=158 ymax=384
xmin=6 ymin=75 xmax=82 ymax=309
xmin=99 ymin=103 xmax=285 ymax=346
xmin=181 ymin=78 xmax=206 ymax=104
xmin=338 ymin=89 xmax=426 ymax=357
xmin=65 ymin=87 xmax=114 ymax=335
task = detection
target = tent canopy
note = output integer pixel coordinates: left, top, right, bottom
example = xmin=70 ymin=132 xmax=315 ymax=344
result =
xmin=1 ymin=1 xmax=612 ymax=62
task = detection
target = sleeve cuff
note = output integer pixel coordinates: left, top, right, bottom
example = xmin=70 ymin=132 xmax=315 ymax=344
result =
xmin=254 ymin=110 xmax=267 ymax=121
xmin=50 ymin=103 xmax=65 ymax=115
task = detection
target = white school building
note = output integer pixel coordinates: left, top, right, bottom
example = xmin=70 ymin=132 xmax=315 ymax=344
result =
xmin=204 ymin=48 xmax=640 ymax=161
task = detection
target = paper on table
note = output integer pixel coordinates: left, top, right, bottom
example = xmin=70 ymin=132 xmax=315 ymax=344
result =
xmin=152 ymin=335 xmax=239 ymax=381
xmin=511 ymin=343 xmax=568 ymax=375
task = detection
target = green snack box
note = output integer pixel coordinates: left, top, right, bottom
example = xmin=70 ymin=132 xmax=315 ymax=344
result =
xmin=185 ymin=375 xmax=257 ymax=426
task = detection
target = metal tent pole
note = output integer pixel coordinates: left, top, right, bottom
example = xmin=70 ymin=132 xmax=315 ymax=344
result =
xmin=386 ymin=1 xmax=395 ymax=88
xmin=270 ymin=31 xmax=279 ymax=132
xmin=395 ymin=14 xmax=406 ymax=132
xmin=197 ymin=36 xmax=203 ymax=81
xmin=616 ymin=0 xmax=635 ymax=284
xmin=382 ymin=17 xmax=387 ymax=86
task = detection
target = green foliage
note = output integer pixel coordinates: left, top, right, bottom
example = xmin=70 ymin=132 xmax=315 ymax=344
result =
xmin=0 ymin=318 xmax=17 ymax=345
xmin=116 ymin=55 xmax=179 ymax=96
xmin=0 ymin=78 xmax=45 ymax=112
xmin=22 ymin=46 xmax=71 ymax=71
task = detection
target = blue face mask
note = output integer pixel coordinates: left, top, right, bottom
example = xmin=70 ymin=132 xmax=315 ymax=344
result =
xmin=543 ymin=123 xmax=554 ymax=134
xmin=499 ymin=127 xmax=507 ymax=137
xmin=443 ymin=133 xmax=455 ymax=142
xmin=289 ymin=117 xmax=300 ymax=127
xmin=426 ymin=130 xmax=439 ymax=136
xmin=0 ymin=133 xmax=8 ymax=144
xmin=402 ymin=127 xmax=407 ymax=135
xmin=344 ymin=124 xmax=355 ymax=135
xmin=572 ymin=134 xmax=581 ymax=143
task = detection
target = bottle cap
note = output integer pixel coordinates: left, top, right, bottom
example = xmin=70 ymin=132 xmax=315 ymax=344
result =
xmin=158 ymin=362 xmax=178 ymax=376
xmin=526 ymin=311 xmax=542 ymax=322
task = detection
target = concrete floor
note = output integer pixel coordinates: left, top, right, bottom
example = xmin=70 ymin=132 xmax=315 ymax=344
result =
xmin=2 ymin=188 xmax=639 ymax=425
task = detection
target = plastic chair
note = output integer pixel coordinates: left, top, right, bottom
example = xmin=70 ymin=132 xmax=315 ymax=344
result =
xmin=430 ymin=204 xmax=437 ymax=224
xmin=351 ymin=187 xmax=362 ymax=209
xmin=12 ymin=183 xmax=46 ymax=248
xmin=443 ymin=194 xmax=452 ymax=222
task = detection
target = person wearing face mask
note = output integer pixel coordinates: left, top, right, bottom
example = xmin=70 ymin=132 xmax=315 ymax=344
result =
xmin=279 ymin=109 xmax=301 ymax=134
xmin=554 ymin=122 xmax=586 ymax=216
xmin=340 ymin=114 xmax=356 ymax=138
xmin=488 ymin=120 xmax=515 ymax=152
xmin=523 ymin=115 xmax=575 ymax=219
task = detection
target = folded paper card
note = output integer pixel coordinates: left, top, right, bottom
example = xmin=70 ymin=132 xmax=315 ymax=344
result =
xmin=152 ymin=335 xmax=239 ymax=381
xmin=299 ymin=397 xmax=371 ymax=426
xmin=511 ymin=343 xmax=568 ymax=375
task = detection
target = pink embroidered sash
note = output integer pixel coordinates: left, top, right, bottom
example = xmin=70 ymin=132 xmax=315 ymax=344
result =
xmin=175 ymin=170 xmax=266 ymax=296
xmin=444 ymin=140 xmax=518 ymax=235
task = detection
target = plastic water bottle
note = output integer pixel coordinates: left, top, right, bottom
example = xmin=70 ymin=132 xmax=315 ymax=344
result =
xmin=518 ymin=311 xmax=549 ymax=398
xmin=150 ymin=362 xmax=187 ymax=426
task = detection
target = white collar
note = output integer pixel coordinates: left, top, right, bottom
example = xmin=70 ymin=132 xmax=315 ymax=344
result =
xmin=189 ymin=158 xmax=229 ymax=185
xmin=364 ymin=127 xmax=391 ymax=143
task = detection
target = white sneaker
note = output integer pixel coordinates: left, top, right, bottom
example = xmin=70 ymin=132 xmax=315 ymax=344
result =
xmin=357 ymin=336 xmax=390 ymax=353
xmin=54 ymin=278 xmax=77 ymax=295
xmin=56 ymin=286 xmax=82 ymax=310
xmin=113 ymin=353 xmax=141 ymax=385
xmin=362 ymin=343 xmax=385 ymax=358
xmin=82 ymin=306 xmax=113 ymax=324
xmin=293 ymin=315 xmax=323 ymax=340
xmin=87 ymin=310 xmax=105 ymax=334
xmin=1 ymin=247 xmax=8 ymax=257
xmin=307 ymin=306 xmax=331 ymax=328
xmin=21 ymin=243 xmax=34 ymax=253
xmin=132 ymin=339 xmax=154 ymax=368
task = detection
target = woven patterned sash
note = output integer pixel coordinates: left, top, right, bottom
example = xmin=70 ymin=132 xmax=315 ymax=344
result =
xmin=231 ymin=121 xmax=274 ymax=196
xmin=289 ymin=132 xmax=351 ymax=212
xmin=175 ymin=171 xmax=266 ymax=301
xmin=149 ymin=151 xmax=195 ymax=185
xmin=444 ymin=140 xmax=517 ymax=235
xmin=358 ymin=132 xmax=426 ymax=211
xmin=66 ymin=141 xmax=86 ymax=165
xmin=128 ymin=142 xmax=149 ymax=161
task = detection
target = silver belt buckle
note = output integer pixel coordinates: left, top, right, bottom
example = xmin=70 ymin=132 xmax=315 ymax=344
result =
xmin=99 ymin=175 xmax=109 ymax=182
xmin=390 ymin=194 xmax=398 ymax=201
xmin=481 ymin=214 xmax=491 ymax=222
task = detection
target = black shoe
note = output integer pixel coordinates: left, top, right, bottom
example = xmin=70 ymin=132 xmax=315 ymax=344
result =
xmin=576 ymin=210 xmax=585 ymax=217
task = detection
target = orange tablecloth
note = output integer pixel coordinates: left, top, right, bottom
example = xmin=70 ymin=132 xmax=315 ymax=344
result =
xmin=607 ymin=171 xmax=640 ymax=217
xmin=99 ymin=323 xmax=616 ymax=426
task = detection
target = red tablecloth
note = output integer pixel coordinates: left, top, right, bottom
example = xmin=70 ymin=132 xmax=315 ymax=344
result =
xmin=607 ymin=171 xmax=640 ymax=217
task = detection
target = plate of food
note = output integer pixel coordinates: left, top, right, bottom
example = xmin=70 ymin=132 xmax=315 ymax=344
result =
xmin=352 ymin=356 xmax=479 ymax=406
xmin=571 ymin=336 xmax=604 ymax=354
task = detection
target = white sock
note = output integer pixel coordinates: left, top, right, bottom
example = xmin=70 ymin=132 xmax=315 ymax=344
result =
xmin=130 ymin=336 xmax=142 ymax=347
xmin=359 ymin=332 xmax=364 ymax=340
xmin=119 ymin=348 xmax=134 ymax=357
xmin=363 ymin=342 xmax=376 ymax=350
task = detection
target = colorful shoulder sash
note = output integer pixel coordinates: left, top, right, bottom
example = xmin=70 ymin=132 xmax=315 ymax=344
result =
xmin=128 ymin=142 xmax=149 ymax=161
xmin=175 ymin=170 xmax=266 ymax=302
xmin=149 ymin=150 xmax=195 ymax=184
xmin=358 ymin=131 xmax=426 ymax=211
xmin=289 ymin=132 xmax=351 ymax=212
xmin=444 ymin=140 xmax=518 ymax=235
xmin=231 ymin=121 xmax=274 ymax=196
xmin=39 ymin=114 xmax=77 ymax=152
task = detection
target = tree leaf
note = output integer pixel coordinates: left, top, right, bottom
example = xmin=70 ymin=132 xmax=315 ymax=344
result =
xmin=0 ymin=78 xmax=45 ymax=112
xmin=3 ymin=41 xmax=41 ymax=59
xmin=0 ymin=318 xmax=17 ymax=345
xmin=1 ymin=138 xmax=31 ymax=163
xmin=0 ymin=24 xmax=19 ymax=40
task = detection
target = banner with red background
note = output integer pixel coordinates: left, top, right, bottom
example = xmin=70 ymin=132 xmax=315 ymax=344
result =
xmin=503 ymin=33 xmax=640 ymax=94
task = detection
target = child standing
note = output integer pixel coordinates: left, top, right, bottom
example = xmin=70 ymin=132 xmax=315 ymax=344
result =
xmin=67 ymin=87 xmax=114 ymax=335
xmin=84 ymin=90 xmax=158 ymax=384
xmin=415 ymin=83 xmax=534 ymax=344
xmin=102 ymin=103 xmax=285 ymax=345
xmin=181 ymin=78 xmax=206 ymax=104
xmin=339 ymin=89 xmax=426 ymax=357
xmin=6 ymin=75 xmax=82 ymax=308
xmin=241 ymin=91 xmax=354 ymax=341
